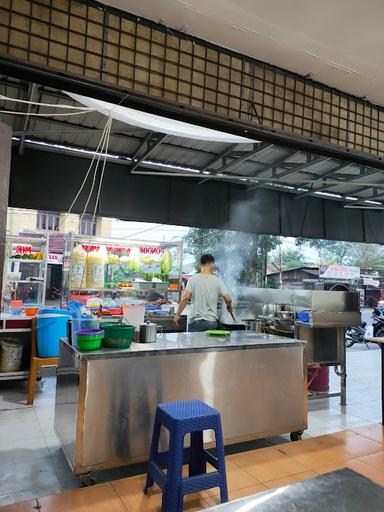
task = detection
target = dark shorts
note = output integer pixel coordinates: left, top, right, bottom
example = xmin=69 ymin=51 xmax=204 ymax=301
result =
xmin=188 ymin=319 xmax=218 ymax=332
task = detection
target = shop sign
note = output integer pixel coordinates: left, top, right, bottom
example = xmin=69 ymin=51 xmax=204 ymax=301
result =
xmin=12 ymin=243 xmax=32 ymax=255
xmin=81 ymin=244 xmax=164 ymax=254
xmin=48 ymin=253 xmax=63 ymax=264
xmin=319 ymin=264 xmax=360 ymax=280
xmin=363 ymin=277 xmax=380 ymax=287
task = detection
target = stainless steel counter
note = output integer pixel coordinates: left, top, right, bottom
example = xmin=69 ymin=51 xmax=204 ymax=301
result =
xmin=54 ymin=332 xmax=307 ymax=476
xmin=61 ymin=331 xmax=305 ymax=358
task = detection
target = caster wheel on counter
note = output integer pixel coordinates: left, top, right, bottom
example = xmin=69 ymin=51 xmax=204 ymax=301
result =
xmin=79 ymin=473 xmax=96 ymax=487
xmin=290 ymin=431 xmax=303 ymax=442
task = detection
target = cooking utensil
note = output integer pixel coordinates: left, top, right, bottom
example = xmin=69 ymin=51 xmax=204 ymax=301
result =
xmin=230 ymin=311 xmax=238 ymax=323
xmin=279 ymin=311 xmax=294 ymax=320
xmin=220 ymin=323 xmax=246 ymax=331
xmin=139 ymin=321 xmax=163 ymax=343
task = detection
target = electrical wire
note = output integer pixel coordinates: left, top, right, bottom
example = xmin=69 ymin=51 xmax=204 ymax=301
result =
xmin=90 ymin=115 xmax=112 ymax=223
xmin=59 ymin=117 xmax=113 ymax=231
xmin=0 ymin=109 xmax=97 ymax=117
xmin=0 ymin=94 xmax=99 ymax=110
xmin=78 ymin=118 xmax=112 ymax=224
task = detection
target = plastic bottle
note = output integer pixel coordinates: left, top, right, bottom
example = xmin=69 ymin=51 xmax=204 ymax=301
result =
xmin=86 ymin=246 xmax=107 ymax=289
xmin=69 ymin=244 xmax=87 ymax=289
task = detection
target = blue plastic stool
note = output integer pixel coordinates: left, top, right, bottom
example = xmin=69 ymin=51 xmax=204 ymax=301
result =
xmin=144 ymin=400 xmax=228 ymax=512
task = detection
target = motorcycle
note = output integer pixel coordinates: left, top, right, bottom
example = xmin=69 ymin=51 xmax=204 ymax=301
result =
xmin=345 ymin=322 xmax=368 ymax=348
xmin=47 ymin=286 xmax=61 ymax=300
xmin=372 ymin=306 xmax=384 ymax=338
xmin=346 ymin=306 xmax=384 ymax=347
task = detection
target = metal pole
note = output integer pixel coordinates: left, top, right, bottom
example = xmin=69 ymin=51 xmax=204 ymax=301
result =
xmin=279 ymin=238 xmax=283 ymax=288
xmin=0 ymin=122 xmax=12 ymax=312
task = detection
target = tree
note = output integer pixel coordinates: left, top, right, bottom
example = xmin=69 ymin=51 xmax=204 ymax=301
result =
xmin=296 ymin=238 xmax=384 ymax=268
xmin=296 ymin=238 xmax=353 ymax=264
xmin=185 ymin=228 xmax=281 ymax=288
xmin=272 ymin=248 xmax=306 ymax=270
xmin=349 ymin=244 xmax=384 ymax=269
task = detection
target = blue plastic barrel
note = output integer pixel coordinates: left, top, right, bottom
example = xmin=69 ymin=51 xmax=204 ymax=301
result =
xmin=36 ymin=309 xmax=70 ymax=358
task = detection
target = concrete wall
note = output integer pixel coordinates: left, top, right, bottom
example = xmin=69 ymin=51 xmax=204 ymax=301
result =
xmin=7 ymin=207 xmax=37 ymax=235
xmin=7 ymin=208 xmax=112 ymax=238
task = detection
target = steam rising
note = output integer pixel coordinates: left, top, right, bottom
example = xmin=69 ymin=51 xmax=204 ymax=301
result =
xmin=213 ymin=195 xmax=265 ymax=321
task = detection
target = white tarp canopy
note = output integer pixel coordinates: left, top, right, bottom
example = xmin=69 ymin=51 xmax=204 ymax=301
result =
xmin=66 ymin=92 xmax=256 ymax=144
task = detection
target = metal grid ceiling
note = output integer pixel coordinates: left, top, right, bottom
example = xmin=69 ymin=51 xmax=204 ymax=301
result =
xmin=1 ymin=0 xmax=384 ymax=157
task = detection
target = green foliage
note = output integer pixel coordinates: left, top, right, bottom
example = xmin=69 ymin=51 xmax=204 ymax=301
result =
xmin=296 ymin=238 xmax=384 ymax=268
xmin=185 ymin=228 xmax=281 ymax=286
xmin=266 ymin=277 xmax=279 ymax=288
xmin=272 ymin=248 xmax=306 ymax=270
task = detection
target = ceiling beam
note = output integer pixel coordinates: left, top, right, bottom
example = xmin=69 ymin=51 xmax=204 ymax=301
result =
xmin=18 ymin=83 xmax=37 ymax=155
xmin=294 ymin=162 xmax=351 ymax=198
xmin=347 ymin=184 xmax=384 ymax=205
xmin=247 ymin=150 xmax=320 ymax=191
xmin=199 ymin=142 xmax=273 ymax=185
xmin=200 ymin=143 xmax=238 ymax=173
xmin=198 ymin=142 xmax=272 ymax=184
xmin=296 ymin=167 xmax=384 ymax=200
xmin=251 ymin=149 xmax=302 ymax=180
xmin=276 ymin=155 xmax=331 ymax=179
xmin=210 ymin=142 xmax=272 ymax=174
xmin=129 ymin=132 xmax=167 ymax=172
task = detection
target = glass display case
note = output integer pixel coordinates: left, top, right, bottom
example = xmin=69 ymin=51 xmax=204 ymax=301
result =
xmin=61 ymin=234 xmax=184 ymax=308
xmin=1 ymin=235 xmax=48 ymax=312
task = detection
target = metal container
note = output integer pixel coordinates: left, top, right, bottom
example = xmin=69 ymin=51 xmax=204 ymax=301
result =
xmin=139 ymin=321 xmax=162 ymax=343
xmin=243 ymin=319 xmax=263 ymax=332
xmin=0 ymin=339 xmax=23 ymax=372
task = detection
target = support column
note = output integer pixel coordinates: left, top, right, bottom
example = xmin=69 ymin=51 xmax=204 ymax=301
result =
xmin=0 ymin=122 xmax=12 ymax=310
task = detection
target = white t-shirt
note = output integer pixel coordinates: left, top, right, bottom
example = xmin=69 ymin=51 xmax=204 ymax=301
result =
xmin=186 ymin=273 xmax=228 ymax=322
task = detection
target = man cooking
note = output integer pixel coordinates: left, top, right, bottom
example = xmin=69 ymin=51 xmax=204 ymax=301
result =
xmin=174 ymin=253 xmax=233 ymax=332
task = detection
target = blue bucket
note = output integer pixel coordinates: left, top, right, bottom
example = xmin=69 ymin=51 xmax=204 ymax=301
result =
xmin=36 ymin=309 xmax=70 ymax=358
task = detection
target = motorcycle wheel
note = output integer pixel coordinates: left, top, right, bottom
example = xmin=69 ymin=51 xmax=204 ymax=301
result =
xmin=345 ymin=329 xmax=355 ymax=348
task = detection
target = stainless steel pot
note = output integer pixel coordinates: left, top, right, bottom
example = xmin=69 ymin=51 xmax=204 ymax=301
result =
xmin=139 ymin=321 xmax=162 ymax=343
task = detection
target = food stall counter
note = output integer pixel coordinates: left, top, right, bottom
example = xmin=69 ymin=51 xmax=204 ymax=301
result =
xmin=54 ymin=332 xmax=307 ymax=476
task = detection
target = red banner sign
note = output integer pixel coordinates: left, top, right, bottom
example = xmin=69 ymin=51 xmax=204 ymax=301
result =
xmin=12 ymin=244 xmax=32 ymax=255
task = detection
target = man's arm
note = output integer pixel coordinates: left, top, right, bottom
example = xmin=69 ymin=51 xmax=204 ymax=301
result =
xmin=223 ymin=293 xmax=233 ymax=313
xmin=174 ymin=290 xmax=192 ymax=325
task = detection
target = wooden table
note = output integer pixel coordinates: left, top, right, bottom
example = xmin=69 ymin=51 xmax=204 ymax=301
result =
xmin=366 ymin=337 xmax=384 ymax=425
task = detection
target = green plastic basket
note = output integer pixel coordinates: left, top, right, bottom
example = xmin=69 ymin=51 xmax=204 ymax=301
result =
xmin=102 ymin=323 xmax=135 ymax=349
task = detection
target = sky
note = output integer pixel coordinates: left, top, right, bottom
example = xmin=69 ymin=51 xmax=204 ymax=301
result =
xmin=111 ymin=220 xmax=319 ymax=264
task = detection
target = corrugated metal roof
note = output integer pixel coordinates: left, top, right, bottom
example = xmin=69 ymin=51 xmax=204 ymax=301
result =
xmin=1 ymin=75 xmax=384 ymax=209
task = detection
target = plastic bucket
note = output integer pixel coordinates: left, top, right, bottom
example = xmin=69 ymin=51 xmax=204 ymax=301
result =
xmin=76 ymin=329 xmax=104 ymax=351
xmin=71 ymin=317 xmax=100 ymax=341
xmin=36 ymin=309 xmax=70 ymax=358
xmin=102 ymin=323 xmax=135 ymax=349
xmin=0 ymin=339 xmax=23 ymax=372
xmin=308 ymin=367 xmax=329 ymax=392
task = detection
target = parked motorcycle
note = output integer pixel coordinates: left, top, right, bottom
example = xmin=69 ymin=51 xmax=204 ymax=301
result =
xmin=47 ymin=286 xmax=61 ymax=300
xmin=345 ymin=322 xmax=368 ymax=348
xmin=372 ymin=306 xmax=384 ymax=338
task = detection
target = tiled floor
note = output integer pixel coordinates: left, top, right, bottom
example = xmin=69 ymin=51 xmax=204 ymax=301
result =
xmin=1 ymin=424 xmax=384 ymax=511
xmin=0 ymin=344 xmax=382 ymax=509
